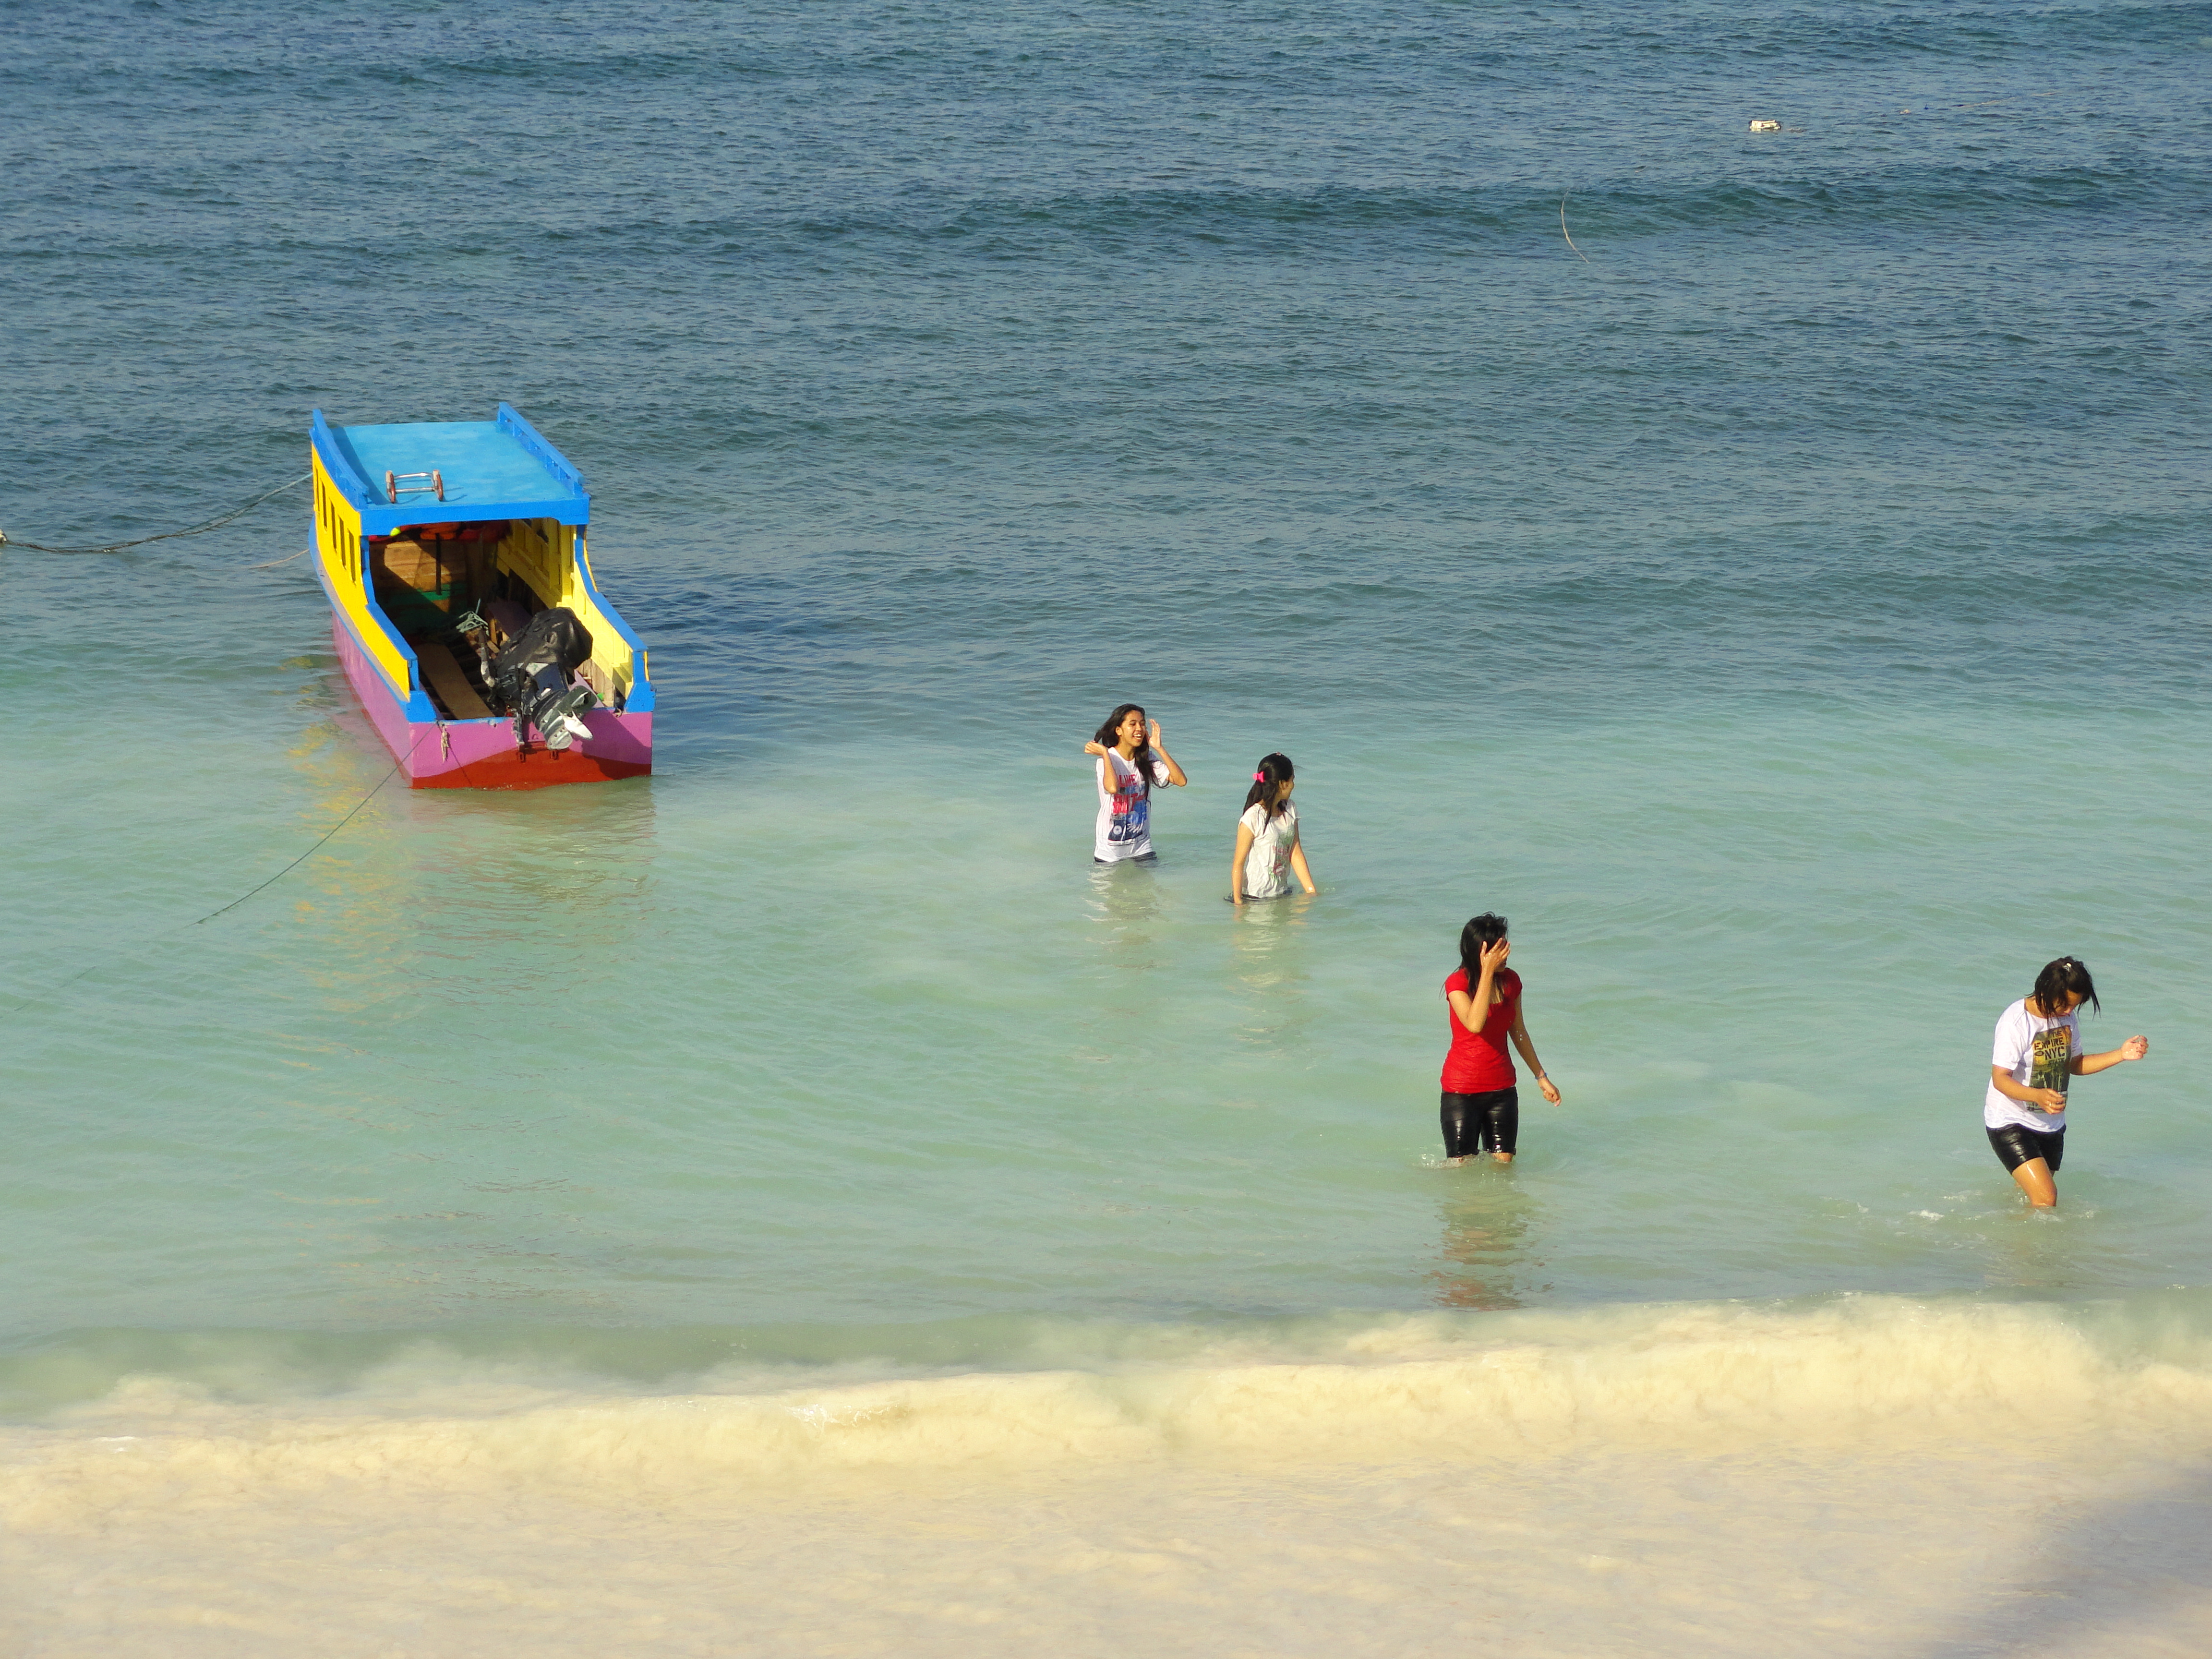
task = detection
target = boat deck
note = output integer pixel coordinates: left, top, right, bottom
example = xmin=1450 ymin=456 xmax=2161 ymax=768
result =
xmin=326 ymin=421 xmax=579 ymax=520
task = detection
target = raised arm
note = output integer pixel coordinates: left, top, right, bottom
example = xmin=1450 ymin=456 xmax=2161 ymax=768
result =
xmin=1148 ymin=720 xmax=1188 ymax=787
xmin=2074 ymin=1034 xmax=2150 ymax=1077
xmin=1444 ymin=938 xmax=1509 ymax=1034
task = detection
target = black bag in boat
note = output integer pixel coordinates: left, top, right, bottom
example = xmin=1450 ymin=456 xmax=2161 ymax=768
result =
xmin=488 ymin=607 xmax=597 ymax=750
xmin=491 ymin=606 xmax=593 ymax=682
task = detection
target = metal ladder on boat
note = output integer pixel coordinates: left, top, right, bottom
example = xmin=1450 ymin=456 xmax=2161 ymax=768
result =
xmin=385 ymin=469 xmax=445 ymax=504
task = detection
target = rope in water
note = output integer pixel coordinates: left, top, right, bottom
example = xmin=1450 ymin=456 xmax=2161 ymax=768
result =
xmin=0 ymin=475 xmax=427 ymax=1022
xmin=0 ymin=472 xmax=310 ymax=556
xmin=0 ymin=728 xmax=431 ymax=1025
xmin=190 ymin=731 xmax=428 ymax=926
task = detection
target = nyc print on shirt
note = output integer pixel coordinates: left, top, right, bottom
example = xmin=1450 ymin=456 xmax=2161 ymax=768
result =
xmin=1984 ymin=998 xmax=2080 ymax=1133
xmin=2030 ymin=1028 xmax=2072 ymax=1100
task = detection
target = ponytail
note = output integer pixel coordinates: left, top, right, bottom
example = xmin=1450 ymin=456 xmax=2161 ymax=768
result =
xmin=1243 ymin=753 xmax=1295 ymax=822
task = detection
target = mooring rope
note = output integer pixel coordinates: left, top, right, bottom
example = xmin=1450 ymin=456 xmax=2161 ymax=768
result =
xmin=0 ymin=728 xmax=432 ymax=1025
xmin=0 ymin=470 xmax=438 ymax=1024
xmin=0 ymin=473 xmax=310 ymax=557
xmin=1560 ymin=192 xmax=1590 ymax=263
xmin=189 ymin=732 xmax=428 ymax=927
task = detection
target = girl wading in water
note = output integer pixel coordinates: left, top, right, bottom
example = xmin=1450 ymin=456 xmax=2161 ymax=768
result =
xmin=1440 ymin=913 xmax=1561 ymax=1165
xmin=1985 ymin=955 xmax=2149 ymax=1207
xmin=1229 ymin=753 xmax=1317 ymax=905
xmin=1083 ymin=703 xmax=1186 ymax=864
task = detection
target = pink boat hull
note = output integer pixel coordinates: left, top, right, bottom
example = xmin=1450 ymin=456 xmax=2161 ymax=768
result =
xmin=333 ymin=615 xmax=652 ymax=790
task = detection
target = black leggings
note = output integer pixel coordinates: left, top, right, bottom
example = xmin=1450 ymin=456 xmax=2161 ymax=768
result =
xmin=1442 ymin=1088 xmax=1519 ymax=1159
xmin=1987 ymin=1123 xmax=2065 ymax=1174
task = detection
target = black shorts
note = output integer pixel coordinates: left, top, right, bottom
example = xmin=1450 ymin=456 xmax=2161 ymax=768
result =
xmin=1442 ymin=1088 xmax=1519 ymax=1159
xmin=1987 ymin=1123 xmax=2065 ymax=1174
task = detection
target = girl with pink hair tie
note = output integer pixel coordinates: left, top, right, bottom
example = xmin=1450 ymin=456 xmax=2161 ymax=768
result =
xmin=1229 ymin=753 xmax=1318 ymax=905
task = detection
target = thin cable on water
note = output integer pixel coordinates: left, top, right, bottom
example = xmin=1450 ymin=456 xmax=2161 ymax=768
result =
xmin=1561 ymin=194 xmax=1589 ymax=263
xmin=0 ymin=730 xmax=432 ymax=1024
xmin=0 ymin=472 xmax=420 ymax=1025
xmin=0 ymin=473 xmax=310 ymax=556
xmin=191 ymin=733 xmax=428 ymax=926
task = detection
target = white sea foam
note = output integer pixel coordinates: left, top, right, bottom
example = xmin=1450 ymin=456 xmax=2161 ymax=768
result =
xmin=8 ymin=1296 xmax=2211 ymax=1519
xmin=9 ymin=1297 xmax=2212 ymax=1656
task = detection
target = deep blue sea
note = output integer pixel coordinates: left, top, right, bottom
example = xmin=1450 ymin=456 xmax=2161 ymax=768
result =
xmin=5 ymin=2 xmax=2212 ymax=1652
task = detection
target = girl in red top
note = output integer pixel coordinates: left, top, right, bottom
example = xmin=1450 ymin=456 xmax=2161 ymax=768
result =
xmin=1441 ymin=912 xmax=1562 ymax=1165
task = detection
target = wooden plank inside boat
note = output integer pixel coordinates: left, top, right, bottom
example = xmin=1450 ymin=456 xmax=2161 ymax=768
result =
xmin=420 ymin=642 xmax=494 ymax=721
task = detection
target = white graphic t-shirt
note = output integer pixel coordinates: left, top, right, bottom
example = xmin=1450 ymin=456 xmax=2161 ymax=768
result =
xmin=1238 ymin=801 xmax=1300 ymax=898
xmin=1985 ymin=998 xmax=2080 ymax=1132
xmin=1095 ymin=750 xmax=1171 ymax=862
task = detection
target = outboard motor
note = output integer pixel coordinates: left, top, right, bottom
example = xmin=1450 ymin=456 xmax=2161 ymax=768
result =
xmin=486 ymin=606 xmax=597 ymax=750
xmin=464 ymin=597 xmax=534 ymax=692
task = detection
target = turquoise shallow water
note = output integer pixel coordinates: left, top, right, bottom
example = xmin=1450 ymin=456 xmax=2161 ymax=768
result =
xmin=4 ymin=1 xmax=2212 ymax=1650
xmin=7 ymin=695 xmax=2212 ymax=1355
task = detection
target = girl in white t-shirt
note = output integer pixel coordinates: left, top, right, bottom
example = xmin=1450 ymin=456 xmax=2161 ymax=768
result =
xmin=1230 ymin=752 xmax=1318 ymax=904
xmin=1984 ymin=955 xmax=2149 ymax=1208
xmin=1083 ymin=702 xmax=1187 ymax=863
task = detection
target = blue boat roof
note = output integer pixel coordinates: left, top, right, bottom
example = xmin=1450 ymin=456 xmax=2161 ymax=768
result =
xmin=311 ymin=403 xmax=591 ymax=534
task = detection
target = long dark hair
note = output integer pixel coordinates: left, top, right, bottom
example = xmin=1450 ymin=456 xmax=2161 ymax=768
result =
xmin=2030 ymin=955 xmax=2099 ymax=1017
xmin=1458 ymin=912 xmax=1509 ymax=986
xmin=1243 ymin=752 xmax=1294 ymax=822
xmin=1093 ymin=703 xmax=1156 ymax=794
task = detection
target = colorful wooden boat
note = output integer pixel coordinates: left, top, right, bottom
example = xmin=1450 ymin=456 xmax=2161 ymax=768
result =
xmin=308 ymin=404 xmax=652 ymax=788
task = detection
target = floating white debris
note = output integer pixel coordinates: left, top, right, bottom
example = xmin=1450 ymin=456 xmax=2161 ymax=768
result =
xmin=1748 ymin=118 xmax=1781 ymax=132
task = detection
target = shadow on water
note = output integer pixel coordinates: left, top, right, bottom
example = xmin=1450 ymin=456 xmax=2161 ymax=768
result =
xmin=1910 ymin=1458 xmax=2212 ymax=1657
xmin=1982 ymin=1204 xmax=2099 ymax=1295
xmin=1228 ymin=889 xmax=1317 ymax=1051
xmin=1229 ymin=890 xmax=1315 ymax=960
xmin=1431 ymin=1175 xmax=1541 ymax=1311
xmin=1968 ymin=1179 xmax=2148 ymax=1298
xmin=1084 ymin=856 xmax=1167 ymax=962
xmin=274 ymin=708 xmax=662 ymax=1021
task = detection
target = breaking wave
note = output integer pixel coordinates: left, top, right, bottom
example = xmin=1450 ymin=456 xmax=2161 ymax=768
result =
xmin=11 ymin=1292 xmax=2212 ymax=1527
